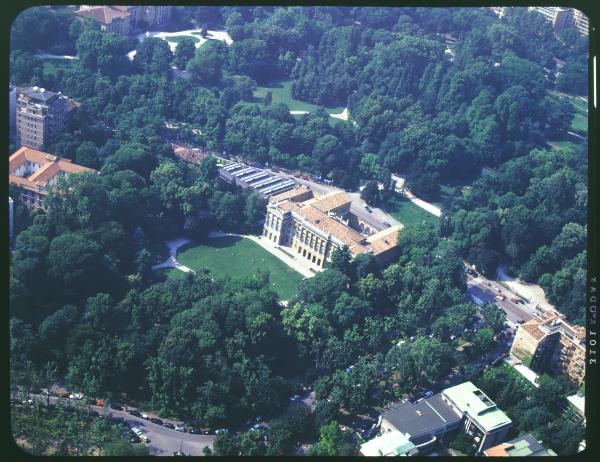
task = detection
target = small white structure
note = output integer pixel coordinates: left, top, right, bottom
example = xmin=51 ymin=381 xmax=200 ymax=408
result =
xmin=359 ymin=430 xmax=418 ymax=457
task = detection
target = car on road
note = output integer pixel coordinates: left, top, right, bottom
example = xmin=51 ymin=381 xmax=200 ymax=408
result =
xmin=58 ymin=391 xmax=70 ymax=398
xmin=364 ymin=204 xmax=372 ymax=213
xmin=127 ymin=409 xmax=142 ymax=417
xmin=517 ymin=319 xmax=525 ymax=324
xmin=175 ymin=425 xmax=186 ymax=432
xmin=109 ymin=403 xmax=124 ymax=411
xmin=215 ymin=428 xmax=229 ymax=434
xmin=516 ymin=299 xmax=525 ymax=304
xmin=95 ymin=399 xmax=105 ymax=407
xmin=289 ymin=394 xmax=301 ymax=401
xmin=383 ymin=222 xmax=391 ymax=227
xmin=163 ymin=422 xmax=175 ymax=429
xmin=141 ymin=413 xmax=149 ymax=419
xmin=510 ymin=297 xmax=518 ymax=303
xmin=150 ymin=417 xmax=163 ymax=425
xmin=302 ymin=175 xmax=309 ymax=180
xmin=187 ymin=427 xmax=202 ymax=434
xmin=69 ymin=393 xmax=82 ymax=400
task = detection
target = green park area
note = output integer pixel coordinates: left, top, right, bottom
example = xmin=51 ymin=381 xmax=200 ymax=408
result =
xmin=164 ymin=35 xmax=200 ymax=44
xmin=253 ymin=80 xmax=344 ymax=114
xmin=176 ymin=235 xmax=304 ymax=300
xmin=385 ymin=193 xmax=439 ymax=229
xmin=550 ymin=90 xmax=587 ymax=135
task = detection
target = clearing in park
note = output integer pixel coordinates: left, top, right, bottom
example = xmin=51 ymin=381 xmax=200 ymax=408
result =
xmin=175 ymin=235 xmax=304 ymax=300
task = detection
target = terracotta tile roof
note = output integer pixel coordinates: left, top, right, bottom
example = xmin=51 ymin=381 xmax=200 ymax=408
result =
xmin=269 ymin=186 xmax=313 ymax=204
xmin=484 ymin=443 xmax=512 ymax=457
xmin=364 ymin=226 xmax=402 ymax=256
xmin=171 ymin=143 xmax=209 ymax=165
xmin=309 ymin=190 xmax=352 ymax=213
xmin=521 ymin=320 xmax=547 ymax=341
xmin=9 ymin=147 xmax=96 ymax=193
xmin=74 ymin=6 xmax=131 ymax=25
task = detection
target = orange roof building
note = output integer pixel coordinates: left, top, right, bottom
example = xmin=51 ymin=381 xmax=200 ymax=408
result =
xmin=510 ymin=310 xmax=585 ymax=386
xmin=171 ymin=143 xmax=209 ymax=165
xmin=74 ymin=6 xmax=131 ymax=35
xmin=263 ymin=188 xmax=402 ymax=270
xmin=9 ymin=147 xmax=96 ymax=209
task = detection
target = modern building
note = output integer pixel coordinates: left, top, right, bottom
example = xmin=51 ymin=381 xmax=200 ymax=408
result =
xmin=510 ymin=310 xmax=585 ymax=386
xmin=441 ymin=382 xmax=512 ymax=454
xmin=9 ymin=147 xmax=96 ymax=209
xmin=529 ymin=7 xmax=589 ymax=36
xmin=219 ymin=163 xmax=297 ymax=198
xmin=380 ymin=394 xmax=462 ymax=450
xmin=264 ymin=188 xmax=402 ymax=269
xmin=483 ymin=434 xmax=557 ymax=457
xmin=15 ymin=86 xmax=68 ymax=150
xmin=377 ymin=382 xmax=511 ymax=455
xmin=74 ymin=6 xmax=132 ymax=35
xmin=359 ymin=430 xmax=418 ymax=457
xmin=566 ymin=391 xmax=585 ymax=423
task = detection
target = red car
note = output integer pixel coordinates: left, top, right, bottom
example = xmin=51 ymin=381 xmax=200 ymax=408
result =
xmin=58 ymin=391 xmax=70 ymax=398
xmin=510 ymin=297 xmax=518 ymax=303
xmin=302 ymin=175 xmax=309 ymax=180
xmin=95 ymin=399 xmax=105 ymax=406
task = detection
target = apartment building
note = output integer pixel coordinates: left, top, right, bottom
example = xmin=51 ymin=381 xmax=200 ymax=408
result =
xmin=264 ymin=189 xmax=402 ymax=269
xmin=16 ymin=86 xmax=68 ymax=150
xmin=529 ymin=7 xmax=589 ymax=36
xmin=510 ymin=310 xmax=585 ymax=386
xmin=9 ymin=147 xmax=96 ymax=210
xmin=9 ymin=85 xmax=17 ymax=144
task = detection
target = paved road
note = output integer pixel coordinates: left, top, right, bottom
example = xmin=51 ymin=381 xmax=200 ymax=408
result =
xmin=19 ymin=393 xmax=215 ymax=456
xmin=466 ymin=273 xmax=539 ymax=326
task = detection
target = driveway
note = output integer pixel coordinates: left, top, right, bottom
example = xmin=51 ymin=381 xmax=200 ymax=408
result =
xmin=151 ymin=238 xmax=194 ymax=273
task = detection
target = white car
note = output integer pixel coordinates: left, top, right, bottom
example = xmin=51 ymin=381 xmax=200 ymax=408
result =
xmin=142 ymin=413 xmax=149 ymax=419
xmin=131 ymin=427 xmax=142 ymax=436
xmin=69 ymin=393 xmax=82 ymax=400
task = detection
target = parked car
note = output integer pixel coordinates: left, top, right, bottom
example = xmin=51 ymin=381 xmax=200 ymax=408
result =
xmin=110 ymin=403 xmax=124 ymax=411
xmin=510 ymin=298 xmax=518 ymax=303
xmin=215 ymin=428 xmax=229 ymax=434
xmin=69 ymin=393 xmax=82 ymax=400
xmin=364 ymin=204 xmax=372 ymax=213
xmin=163 ymin=422 xmax=175 ymax=429
xmin=150 ymin=418 xmax=163 ymax=425
xmin=141 ymin=413 xmax=149 ymax=419
xmin=424 ymin=390 xmax=434 ymax=398
xmin=517 ymin=299 xmax=525 ymax=304
xmin=187 ymin=427 xmax=201 ymax=434
xmin=175 ymin=425 xmax=186 ymax=432
xmin=383 ymin=222 xmax=391 ymax=227
xmin=58 ymin=391 xmax=70 ymax=398
xmin=127 ymin=409 xmax=142 ymax=417
xmin=95 ymin=399 xmax=105 ymax=407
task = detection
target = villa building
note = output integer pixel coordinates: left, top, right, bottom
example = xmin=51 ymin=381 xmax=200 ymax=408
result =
xmin=74 ymin=6 xmax=132 ymax=35
xmin=9 ymin=147 xmax=96 ymax=209
xmin=263 ymin=188 xmax=402 ymax=269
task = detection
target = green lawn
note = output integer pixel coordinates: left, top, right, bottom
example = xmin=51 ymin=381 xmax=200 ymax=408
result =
xmin=162 ymin=267 xmax=188 ymax=280
xmin=384 ymin=194 xmax=439 ymax=229
xmin=549 ymin=90 xmax=588 ymax=135
xmin=164 ymin=35 xmax=200 ymax=43
xmin=548 ymin=140 xmax=581 ymax=151
xmin=176 ymin=236 xmax=304 ymax=300
xmin=234 ymin=78 xmax=346 ymax=125
xmin=432 ymin=184 xmax=457 ymax=208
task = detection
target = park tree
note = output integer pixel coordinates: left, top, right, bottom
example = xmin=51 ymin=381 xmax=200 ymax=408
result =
xmin=187 ymin=40 xmax=227 ymax=85
xmin=173 ymin=37 xmax=197 ymax=69
xmin=360 ymin=180 xmax=379 ymax=206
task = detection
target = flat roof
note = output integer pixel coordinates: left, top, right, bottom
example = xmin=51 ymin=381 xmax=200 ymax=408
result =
xmin=442 ymin=382 xmax=511 ymax=432
xmin=360 ymin=430 xmax=416 ymax=457
xmin=382 ymin=394 xmax=461 ymax=437
xmin=484 ymin=433 xmax=556 ymax=456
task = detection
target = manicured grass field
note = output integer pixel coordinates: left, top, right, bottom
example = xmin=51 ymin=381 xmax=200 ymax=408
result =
xmin=385 ymin=194 xmax=439 ymax=229
xmin=549 ymin=90 xmax=588 ymax=135
xmin=548 ymin=140 xmax=582 ymax=152
xmin=253 ymin=80 xmax=344 ymax=114
xmin=165 ymin=35 xmax=200 ymax=43
xmin=176 ymin=236 xmax=304 ymax=300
